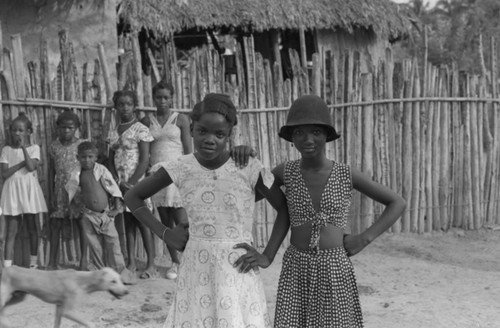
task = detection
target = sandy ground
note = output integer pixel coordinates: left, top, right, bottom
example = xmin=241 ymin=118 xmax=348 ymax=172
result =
xmin=1 ymin=228 xmax=499 ymax=328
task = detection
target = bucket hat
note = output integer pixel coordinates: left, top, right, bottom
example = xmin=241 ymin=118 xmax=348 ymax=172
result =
xmin=279 ymin=95 xmax=340 ymax=142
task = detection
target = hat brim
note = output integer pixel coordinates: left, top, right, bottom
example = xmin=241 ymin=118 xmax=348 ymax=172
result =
xmin=279 ymin=125 xmax=340 ymax=142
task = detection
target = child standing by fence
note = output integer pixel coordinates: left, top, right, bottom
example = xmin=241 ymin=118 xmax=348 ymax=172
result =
xmin=234 ymin=95 xmax=407 ymax=327
xmin=107 ymin=90 xmax=156 ymax=279
xmin=0 ymin=113 xmax=48 ymax=269
xmin=124 ymin=93 xmax=288 ymax=327
xmin=47 ymin=110 xmax=88 ymax=270
xmin=66 ymin=141 xmax=135 ymax=283
xmin=142 ymin=81 xmax=192 ymax=280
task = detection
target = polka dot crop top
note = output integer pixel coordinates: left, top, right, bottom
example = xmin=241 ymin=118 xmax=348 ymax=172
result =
xmin=284 ymin=160 xmax=352 ymax=250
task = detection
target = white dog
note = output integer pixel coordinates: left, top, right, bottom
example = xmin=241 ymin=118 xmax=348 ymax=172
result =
xmin=0 ymin=266 xmax=128 ymax=328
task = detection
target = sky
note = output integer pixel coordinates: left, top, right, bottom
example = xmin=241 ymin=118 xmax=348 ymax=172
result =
xmin=391 ymin=0 xmax=439 ymax=7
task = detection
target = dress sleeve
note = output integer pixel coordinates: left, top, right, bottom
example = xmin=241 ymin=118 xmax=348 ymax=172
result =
xmin=28 ymin=145 xmax=41 ymax=160
xmin=150 ymin=159 xmax=181 ymax=187
xmin=136 ymin=123 xmax=154 ymax=143
xmin=247 ymin=157 xmax=274 ymax=190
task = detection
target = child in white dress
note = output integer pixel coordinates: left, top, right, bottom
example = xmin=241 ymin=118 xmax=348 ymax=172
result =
xmin=125 ymin=93 xmax=288 ymax=327
xmin=0 ymin=113 xmax=48 ymax=269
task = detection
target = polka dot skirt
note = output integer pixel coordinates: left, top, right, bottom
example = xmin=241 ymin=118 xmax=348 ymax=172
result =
xmin=274 ymin=245 xmax=363 ymax=328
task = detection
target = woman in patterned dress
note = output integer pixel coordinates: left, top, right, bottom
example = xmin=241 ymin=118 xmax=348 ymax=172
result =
xmin=124 ymin=93 xmax=288 ymax=327
xmin=48 ymin=111 xmax=87 ymax=270
xmin=108 ymin=90 xmax=156 ymax=279
xmin=236 ymin=95 xmax=407 ymax=327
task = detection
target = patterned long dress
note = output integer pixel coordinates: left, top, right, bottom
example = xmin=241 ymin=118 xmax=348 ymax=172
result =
xmin=158 ymin=154 xmax=274 ymax=328
xmin=49 ymin=138 xmax=85 ymax=219
xmin=108 ymin=121 xmax=153 ymax=212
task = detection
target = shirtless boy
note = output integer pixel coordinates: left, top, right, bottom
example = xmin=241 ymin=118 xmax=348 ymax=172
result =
xmin=66 ymin=141 xmax=135 ymax=284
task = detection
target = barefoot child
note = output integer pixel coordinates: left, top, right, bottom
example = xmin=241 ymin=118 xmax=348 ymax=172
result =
xmin=48 ymin=110 xmax=88 ymax=270
xmin=66 ymin=141 xmax=135 ymax=283
xmin=125 ymin=93 xmax=288 ymax=327
xmin=234 ymin=95 xmax=407 ymax=327
xmin=0 ymin=113 xmax=48 ymax=269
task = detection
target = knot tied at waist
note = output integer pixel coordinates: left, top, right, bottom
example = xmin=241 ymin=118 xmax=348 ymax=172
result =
xmin=309 ymin=211 xmax=330 ymax=251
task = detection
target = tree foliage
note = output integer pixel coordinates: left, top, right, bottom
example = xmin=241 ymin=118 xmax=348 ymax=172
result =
xmin=396 ymin=0 xmax=500 ymax=74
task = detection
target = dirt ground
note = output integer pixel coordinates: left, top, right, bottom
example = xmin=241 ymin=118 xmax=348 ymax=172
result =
xmin=1 ymin=228 xmax=500 ymax=328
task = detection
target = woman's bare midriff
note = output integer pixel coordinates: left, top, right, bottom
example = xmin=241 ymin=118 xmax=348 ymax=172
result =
xmin=290 ymin=222 xmax=344 ymax=250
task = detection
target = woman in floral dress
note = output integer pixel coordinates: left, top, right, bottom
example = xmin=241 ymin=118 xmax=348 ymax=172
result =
xmin=108 ymin=90 xmax=156 ymax=279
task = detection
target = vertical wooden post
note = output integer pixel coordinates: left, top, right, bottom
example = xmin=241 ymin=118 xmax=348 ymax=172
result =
xmin=0 ymin=20 xmax=4 ymax=148
xmin=97 ymin=43 xmax=112 ymax=103
xmin=438 ymin=67 xmax=450 ymax=230
xmin=410 ymin=58 xmax=421 ymax=232
xmin=360 ymin=73 xmax=374 ymax=232
xmin=451 ymin=64 xmax=463 ymax=228
xmin=487 ymin=37 xmax=499 ymax=225
xmin=299 ymin=26 xmax=307 ymax=69
xmin=59 ymin=30 xmax=73 ymax=101
xmin=147 ymin=48 xmax=161 ymax=83
xmin=11 ymin=34 xmax=25 ymax=98
xmin=469 ymin=75 xmax=481 ymax=229
xmin=430 ymin=67 xmax=442 ymax=230
xmin=311 ymin=53 xmax=321 ymax=96
xmin=461 ymin=73 xmax=473 ymax=229
xmin=131 ymin=32 xmax=144 ymax=107
xmin=244 ymin=35 xmax=257 ymax=108
xmin=423 ymin=65 xmax=434 ymax=232
xmin=0 ymin=19 xmax=3 ymax=73
xmin=272 ymin=30 xmax=283 ymax=88
xmin=40 ymin=40 xmax=50 ymax=99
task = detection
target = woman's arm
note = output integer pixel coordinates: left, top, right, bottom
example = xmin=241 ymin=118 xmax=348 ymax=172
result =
xmin=140 ymin=115 xmax=151 ymax=128
xmin=22 ymin=145 xmax=38 ymax=171
xmin=0 ymin=162 xmax=26 ymax=180
xmin=234 ymin=164 xmax=289 ymax=272
xmin=344 ymin=167 xmax=407 ymax=256
xmin=257 ymin=173 xmax=289 ymax=263
xmin=127 ymin=141 xmax=150 ymax=186
xmin=108 ymin=148 xmax=118 ymax=180
xmin=178 ymin=113 xmax=193 ymax=154
xmin=48 ymin=155 xmax=57 ymax=208
xmin=124 ymin=168 xmax=188 ymax=250
xmin=125 ymin=168 xmax=173 ymax=208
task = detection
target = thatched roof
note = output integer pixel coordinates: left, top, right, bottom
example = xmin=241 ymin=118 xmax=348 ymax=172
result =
xmin=118 ymin=0 xmax=409 ymax=40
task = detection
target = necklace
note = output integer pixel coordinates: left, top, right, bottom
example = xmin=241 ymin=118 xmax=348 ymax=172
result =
xmin=119 ymin=117 xmax=136 ymax=125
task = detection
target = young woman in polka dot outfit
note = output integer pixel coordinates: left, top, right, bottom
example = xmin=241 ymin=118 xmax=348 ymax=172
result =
xmin=235 ymin=95 xmax=407 ymax=327
xmin=125 ymin=93 xmax=288 ymax=328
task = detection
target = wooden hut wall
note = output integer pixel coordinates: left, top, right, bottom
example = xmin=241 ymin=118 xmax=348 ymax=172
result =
xmin=316 ymin=29 xmax=386 ymax=77
xmin=1 ymin=31 xmax=500 ymax=260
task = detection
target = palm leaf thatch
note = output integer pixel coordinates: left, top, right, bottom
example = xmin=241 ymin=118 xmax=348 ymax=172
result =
xmin=119 ymin=0 xmax=409 ymax=39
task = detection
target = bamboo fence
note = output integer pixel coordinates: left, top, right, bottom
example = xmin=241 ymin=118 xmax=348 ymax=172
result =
xmin=1 ymin=29 xmax=500 ymax=266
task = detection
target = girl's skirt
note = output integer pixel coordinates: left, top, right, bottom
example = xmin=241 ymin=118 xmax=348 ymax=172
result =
xmin=164 ymin=236 xmax=272 ymax=328
xmin=274 ymin=245 xmax=363 ymax=328
xmin=0 ymin=175 xmax=47 ymax=216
